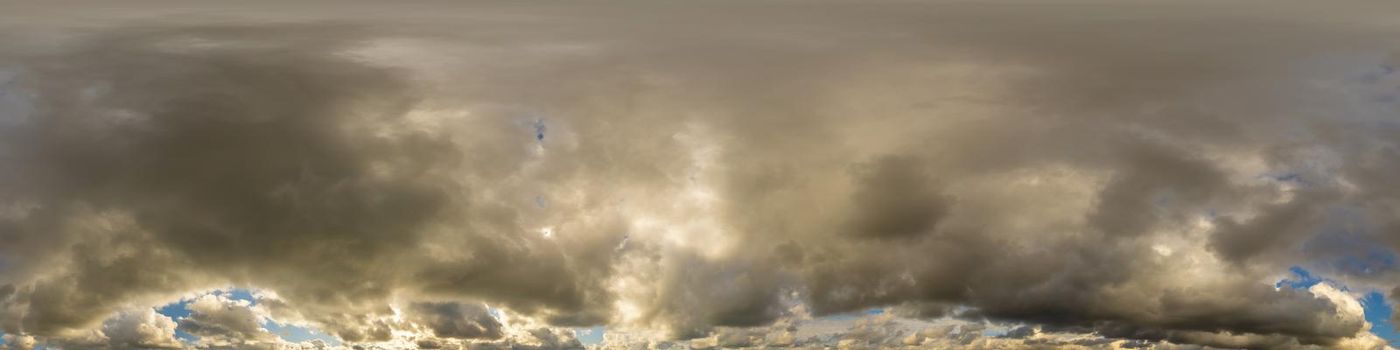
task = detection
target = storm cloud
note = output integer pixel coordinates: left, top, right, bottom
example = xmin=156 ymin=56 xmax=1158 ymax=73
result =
xmin=2 ymin=1 xmax=1400 ymax=349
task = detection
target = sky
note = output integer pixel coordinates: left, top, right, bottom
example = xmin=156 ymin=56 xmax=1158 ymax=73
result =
xmin=2 ymin=1 xmax=1400 ymax=349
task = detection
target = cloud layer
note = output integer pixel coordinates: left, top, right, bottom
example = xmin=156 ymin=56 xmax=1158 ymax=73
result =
xmin=2 ymin=1 xmax=1400 ymax=349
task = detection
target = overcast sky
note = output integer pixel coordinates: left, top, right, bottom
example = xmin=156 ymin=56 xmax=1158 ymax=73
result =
xmin=3 ymin=1 xmax=1400 ymax=349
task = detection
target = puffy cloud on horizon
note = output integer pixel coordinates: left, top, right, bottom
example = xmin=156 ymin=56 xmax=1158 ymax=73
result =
xmin=103 ymin=308 xmax=182 ymax=350
xmin=177 ymin=294 xmax=277 ymax=348
xmin=3 ymin=1 xmax=1400 ymax=349
xmin=404 ymin=302 xmax=504 ymax=341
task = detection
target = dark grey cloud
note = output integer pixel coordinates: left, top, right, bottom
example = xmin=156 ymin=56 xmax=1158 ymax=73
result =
xmin=843 ymin=156 xmax=949 ymax=240
xmin=1 ymin=1 xmax=1399 ymax=349
xmin=176 ymin=295 xmax=273 ymax=345
xmin=406 ymin=303 xmax=502 ymax=341
xmin=0 ymin=22 xmax=452 ymax=338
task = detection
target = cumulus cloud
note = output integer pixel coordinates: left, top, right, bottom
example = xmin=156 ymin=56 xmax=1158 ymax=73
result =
xmin=177 ymin=294 xmax=277 ymax=347
xmin=103 ymin=308 xmax=183 ymax=350
xmin=1 ymin=0 xmax=1400 ymax=349
xmin=404 ymin=303 xmax=503 ymax=341
xmin=0 ymin=334 xmax=36 ymax=350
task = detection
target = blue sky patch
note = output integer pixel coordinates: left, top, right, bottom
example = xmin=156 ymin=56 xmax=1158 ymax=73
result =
xmin=156 ymin=300 xmax=197 ymax=342
xmin=157 ymin=300 xmax=193 ymax=319
xmin=1276 ymin=267 xmax=1400 ymax=344
xmin=218 ymin=288 xmax=258 ymax=304
xmin=574 ymin=326 xmax=605 ymax=346
xmin=1275 ymin=266 xmax=1325 ymax=290
xmin=1361 ymin=292 xmax=1400 ymax=345
xmin=264 ymin=321 xmax=341 ymax=345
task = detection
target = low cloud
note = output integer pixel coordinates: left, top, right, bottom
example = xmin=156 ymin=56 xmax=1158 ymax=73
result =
xmin=1 ymin=1 xmax=1400 ymax=349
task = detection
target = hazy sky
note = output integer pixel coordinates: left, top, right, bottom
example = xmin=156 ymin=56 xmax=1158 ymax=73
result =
xmin=3 ymin=1 xmax=1400 ymax=349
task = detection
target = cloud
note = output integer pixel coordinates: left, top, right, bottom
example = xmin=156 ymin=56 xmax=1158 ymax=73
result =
xmin=177 ymin=294 xmax=276 ymax=347
xmin=0 ymin=334 xmax=36 ymax=350
xmin=842 ymin=156 xmax=950 ymax=240
xmin=1 ymin=1 xmax=1400 ymax=349
xmin=405 ymin=303 xmax=503 ymax=341
xmin=104 ymin=308 xmax=183 ymax=350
